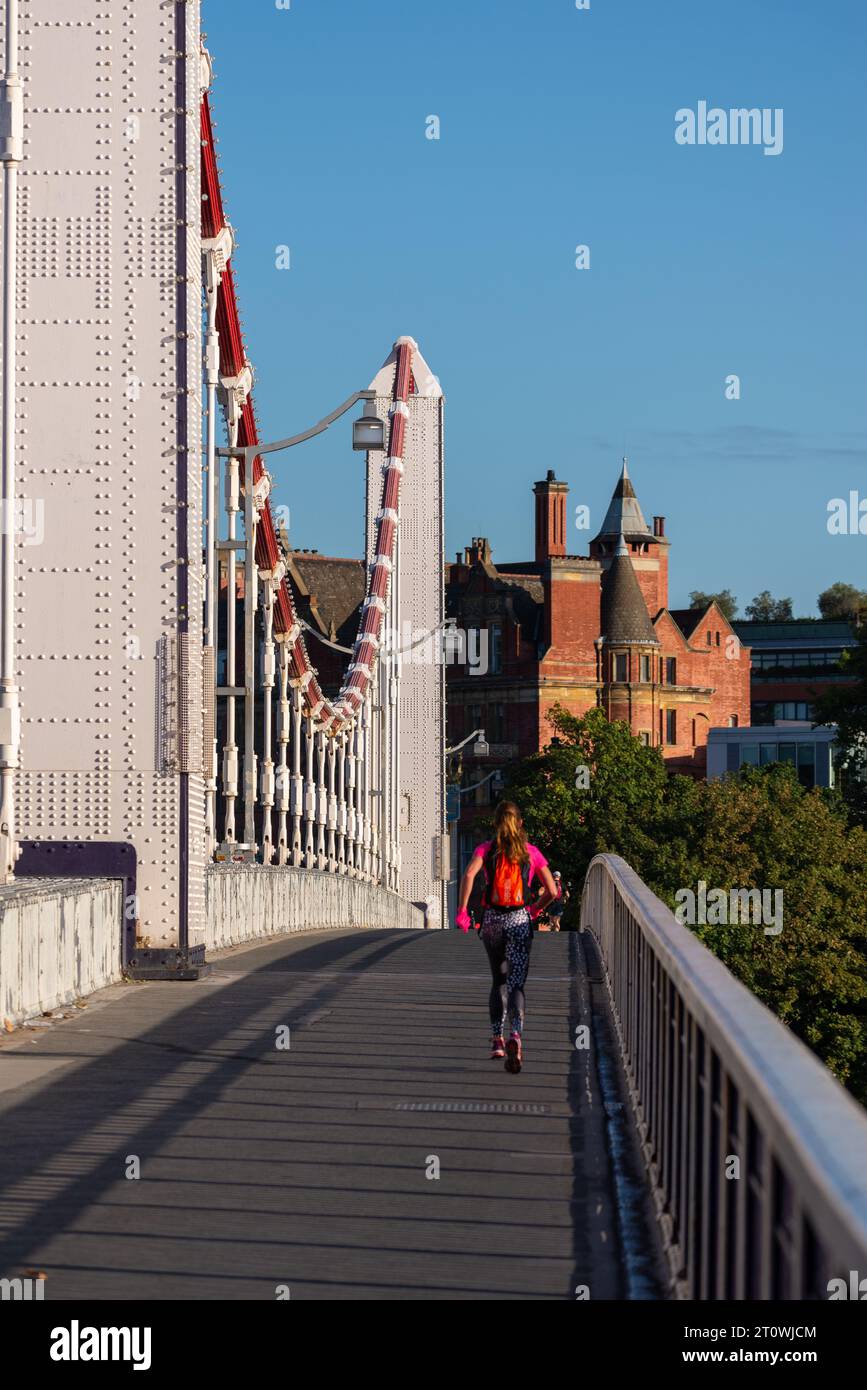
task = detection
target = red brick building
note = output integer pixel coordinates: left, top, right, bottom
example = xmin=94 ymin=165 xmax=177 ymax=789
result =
xmin=445 ymin=461 xmax=752 ymax=809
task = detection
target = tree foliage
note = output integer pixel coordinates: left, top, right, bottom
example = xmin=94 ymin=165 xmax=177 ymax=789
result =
xmin=688 ymin=589 xmax=738 ymax=621
xmin=818 ymin=581 xmax=867 ymax=622
xmin=499 ymin=705 xmax=867 ymax=1106
xmin=744 ymin=590 xmax=794 ymax=622
xmin=813 ymin=623 xmax=867 ymax=823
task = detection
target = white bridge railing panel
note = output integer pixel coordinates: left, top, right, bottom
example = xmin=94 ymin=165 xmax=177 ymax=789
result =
xmin=581 ymin=853 xmax=867 ymax=1301
xmin=206 ymin=865 xmax=424 ymax=952
xmin=0 ymin=879 xmax=123 ymax=1026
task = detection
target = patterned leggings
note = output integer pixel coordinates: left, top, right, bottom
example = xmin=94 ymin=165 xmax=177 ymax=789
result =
xmin=479 ymin=908 xmax=533 ymax=1037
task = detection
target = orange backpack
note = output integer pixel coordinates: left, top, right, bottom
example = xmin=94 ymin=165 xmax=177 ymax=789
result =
xmin=483 ymin=846 xmax=532 ymax=908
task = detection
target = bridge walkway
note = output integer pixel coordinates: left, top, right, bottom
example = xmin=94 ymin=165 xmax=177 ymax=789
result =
xmin=0 ymin=928 xmax=665 ymax=1300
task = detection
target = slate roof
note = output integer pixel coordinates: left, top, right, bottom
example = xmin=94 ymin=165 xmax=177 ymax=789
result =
xmin=600 ymin=534 xmax=659 ymax=645
xmin=289 ymin=552 xmax=366 ymax=643
xmin=594 ymin=458 xmax=652 ymax=540
xmin=666 ymin=606 xmax=710 ymax=641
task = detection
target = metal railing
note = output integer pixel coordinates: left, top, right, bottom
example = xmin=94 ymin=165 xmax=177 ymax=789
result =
xmin=581 ymin=853 xmax=867 ymax=1300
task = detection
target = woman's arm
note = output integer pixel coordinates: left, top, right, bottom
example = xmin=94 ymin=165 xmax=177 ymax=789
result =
xmin=458 ymin=853 xmax=483 ymax=912
xmin=528 ymin=864 xmax=558 ymax=917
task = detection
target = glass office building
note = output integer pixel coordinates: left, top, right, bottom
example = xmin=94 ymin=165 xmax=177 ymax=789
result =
xmin=706 ymin=725 xmax=838 ymax=789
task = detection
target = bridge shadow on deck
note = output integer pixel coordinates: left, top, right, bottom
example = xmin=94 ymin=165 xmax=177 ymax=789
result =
xmin=0 ymin=928 xmax=666 ymax=1300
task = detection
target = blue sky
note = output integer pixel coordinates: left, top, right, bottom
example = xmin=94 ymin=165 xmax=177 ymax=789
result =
xmin=203 ymin=0 xmax=866 ymax=616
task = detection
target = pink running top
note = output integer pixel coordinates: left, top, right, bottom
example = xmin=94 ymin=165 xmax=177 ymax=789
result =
xmin=473 ymin=841 xmax=548 ymax=887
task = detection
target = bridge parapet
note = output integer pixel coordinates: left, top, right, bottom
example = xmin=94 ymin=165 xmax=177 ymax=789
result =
xmin=0 ymin=878 xmax=122 ymax=1027
xmin=205 ymin=864 xmax=425 ymax=953
xmin=581 ymin=853 xmax=867 ymax=1300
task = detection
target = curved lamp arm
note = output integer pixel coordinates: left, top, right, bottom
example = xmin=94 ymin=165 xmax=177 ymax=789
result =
xmin=216 ymin=390 xmax=376 ymax=459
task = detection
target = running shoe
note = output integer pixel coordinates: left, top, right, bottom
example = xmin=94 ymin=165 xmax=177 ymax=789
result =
xmin=490 ymin=1035 xmax=506 ymax=1059
xmin=505 ymin=1033 xmax=523 ymax=1073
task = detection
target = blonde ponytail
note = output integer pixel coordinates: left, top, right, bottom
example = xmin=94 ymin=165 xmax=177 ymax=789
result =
xmin=492 ymin=800 xmax=529 ymax=866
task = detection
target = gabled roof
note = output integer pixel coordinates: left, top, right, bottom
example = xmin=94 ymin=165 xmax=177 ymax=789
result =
xmin=601 ymin=534 xmax=659 ymax=645
xmin=287 ymin=553 xmax=366 ymax=643
xmin=667 ymin=606 xmax=709 ymax=640
xmin=594 ymin=458 xmax=652 ymax=541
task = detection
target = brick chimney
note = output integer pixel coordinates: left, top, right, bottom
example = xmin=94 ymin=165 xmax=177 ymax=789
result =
xmin=533 ymin=469 xmax=568 ymax=562
xmin=465 ymin=537 xmax=492 ymax=567
xmin=653 ymin=516 xmax=666 ymax=537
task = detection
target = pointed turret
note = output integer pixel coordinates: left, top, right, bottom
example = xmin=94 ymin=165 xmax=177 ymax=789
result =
xmin=601 ymin=531 xmax=659 ymax=645
xmin=593 ymin=458 xmax=652 ymax=542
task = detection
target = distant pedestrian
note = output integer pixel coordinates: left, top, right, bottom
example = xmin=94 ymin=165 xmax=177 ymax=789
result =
xmin=547 ymin=872 xmax=568 ymax=930
xmin=455 ymin=800 xmax=557 ymax=1073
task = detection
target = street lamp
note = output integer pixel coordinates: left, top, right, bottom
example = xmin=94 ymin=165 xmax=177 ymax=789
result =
xmin=216 ymin=389 xmax=386 ymax=469
xmin=352 ymin=405 xmax=385 ymax=452
xmin=446 ymin=727 xmax=488 ymax=759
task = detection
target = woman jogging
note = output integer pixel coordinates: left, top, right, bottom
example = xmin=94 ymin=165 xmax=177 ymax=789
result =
xmin=455 ymin=801 xmax=557 ymax=1073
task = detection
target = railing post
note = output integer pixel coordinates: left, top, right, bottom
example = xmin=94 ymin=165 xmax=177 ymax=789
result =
xmin=290 ymin=682 xmax=303 ymax=867
xmin=303 ymin=713 xmax=315 ymax=868
xmin=315 ymin=728 xmax=327 ymax=871
xmin=361 ymin=694 xmax=372 ymax=880
xmin=326 ymin=734 xmax=337 ymax=873
xmin=202 ymin=251 xmax=220 ymax=860
xmin=275 ymin=637 xmax=290 ymax=865
xmin=242 ymin=461 xmax=259 ymax=851
xmin=336 ymin=731 xmax=347 ymax=874
xmin=345 ymin=721 xmax=357 ymax=877
xmin=220 ymin=424 xmax=240 ymax=846
xmin=259 ymin=576 xmax=276 ymax=864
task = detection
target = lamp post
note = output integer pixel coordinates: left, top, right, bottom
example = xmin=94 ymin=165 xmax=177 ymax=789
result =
xmin=215 ymin=389 xmax=386 ymax=473
xmin=445 ymin=727 xmax=488 ymax=759
xmin=444 ymin=728 xmax=491 ymax=922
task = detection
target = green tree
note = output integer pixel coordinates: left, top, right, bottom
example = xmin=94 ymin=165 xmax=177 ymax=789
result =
xmin=745 ymin=590 xmax=794 ymax=622
xmin=688 ymin=589 xmax=738 ymax=622
xmin=813 ymin=623 xmax=867 ymax=823
xmin=502 ymin=706 xmax=667 ymax=893
xmin=499 ymin=710 xmax=867 ymax=1105
xmin=645 ymin=767 xmax=867 ymax=1101
xmin=818 ymin=581 xmax=867 ymax=622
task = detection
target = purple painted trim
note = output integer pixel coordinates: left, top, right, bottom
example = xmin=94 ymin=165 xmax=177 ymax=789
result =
xmin=16 ymin=841 xmax=137 ymax=965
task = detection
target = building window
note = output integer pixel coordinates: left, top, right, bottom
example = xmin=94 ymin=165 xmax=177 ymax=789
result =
xmin=665 ymin=709 xmax=677 ymax=744
xmin=691 ymin=718 xmax=697 ymax=746
xmin=733 ymin=741 xmax=818 ymax=788
xmin=468 ymin=704 xmax=483 ymax=741
xmin=489 ymin=623 xmax=502 ymax=674
xmin=729 ymin=715 xmax=738 ymax=728
xmin=459 ymin=832 xmax=476 ymax=876
xmin=797 ymin=742 xmax=816 ymax=788
xmin=665 ymin=657 xmax=677 ymax=685
xmin=639 ymin=731 xmax=651 ymax=746
xmin=614 ymin=652 xmax=628 ymax=682
xmin=716 ymin=632 xmax=720 ymax=646
xmin=773 ymin=701 xmax=813 ymax=721
xmin=707 ymin=631 xmax=712 ymax=645
xmin=488 ymin=703 xmax=506 ymax=742
xmin=640 ymin=654 xmax=651 ymax=682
